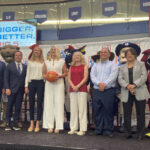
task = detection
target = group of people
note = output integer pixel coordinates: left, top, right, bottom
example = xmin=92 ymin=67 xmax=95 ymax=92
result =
xmin=0 ymin=42 xmax=149 ymax=140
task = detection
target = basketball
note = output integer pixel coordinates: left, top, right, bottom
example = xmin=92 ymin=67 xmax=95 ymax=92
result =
xmin=46 ymin=71 xmax=58 ymax=82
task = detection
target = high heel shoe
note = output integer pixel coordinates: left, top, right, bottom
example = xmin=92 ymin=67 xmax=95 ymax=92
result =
xmin=34 ymin=127 xmax=40 ymax=132
xmin=48 ymin=128 xmax=53 ymax=133
xmin=54 ymin=129 xmax=59 ymax=134
xmin=28 ymin=126 xmax=34 ymax=132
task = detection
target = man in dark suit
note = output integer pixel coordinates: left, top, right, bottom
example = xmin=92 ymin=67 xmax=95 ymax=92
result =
xmin=4 ymin=51 xmax=26 ymax=131
xmin=0 ymin=60 xmax=5 ymax=103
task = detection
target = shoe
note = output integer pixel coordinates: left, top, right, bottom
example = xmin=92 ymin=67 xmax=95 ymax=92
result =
xmin=119 ymin=126 xmax=125 ymax=133
xmin=68 ymin=130 xmax=77 ymax=135
xmin=125 ymin=133 xmax=132 ymax=139
xmin=131 ymin=126 xmax=137 ymax=134
xmin=103 ymin=132 xmax=113 ymax=138
xmin=0 ymin=122 xmax=6 ymax=128
xmin=13 ymin=125 xmax=21 ymax=131
xmin=88 ymin=132 xmax=102 ymax=136
xmin=137 ymin=135 xmax=144 ymax=140
xmin=5 ymin=124 xmax=11 ymax=131
xmin=18 ymin=122 xmax=23 ymax=128
xmin=28 ymin=126 xmax=34 ymax=132
xmin=48 ymin=128 xmax=53 ymax=133
xmin=34 ymin=127 xmax=40 ymax=133
xmin=77 ymin=131 xmax=85 ymax=136
xmin=54 ymin=129 xmax=59 ymax=134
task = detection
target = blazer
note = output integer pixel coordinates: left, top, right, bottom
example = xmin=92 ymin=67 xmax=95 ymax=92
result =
xmin=0 ymin=61 xmax=5 ymax=92
xmin=4 ymin=62 xmax=27 ymax=94
xmin=118 ymin=60 xmax=149 ymax=102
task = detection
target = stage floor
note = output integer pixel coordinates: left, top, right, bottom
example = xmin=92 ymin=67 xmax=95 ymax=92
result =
xmin=0 ymin=125 xmax=150 ymax=150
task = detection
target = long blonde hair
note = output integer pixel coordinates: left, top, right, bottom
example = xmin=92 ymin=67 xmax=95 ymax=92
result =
xmin=30 ymin=47 xmax=44 ymax=63
xmin=71 ymin=51 xmax=86 ymax=66
xmin=47 ymin=45 xmax=61 ymax=61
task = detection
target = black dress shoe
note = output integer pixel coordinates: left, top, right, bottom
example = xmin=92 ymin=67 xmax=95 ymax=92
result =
xmin=119 ymin=126 xmax=125 ymax=133
xmin=103 ymin=132 xmax=113 ymax=138
xmin=125 ymin=134 xmax=132 ymax=139
xmin=137 ymin=135 xmax=144 ymax=140
xmin=88 ymin=132 xmax=102 ymax=136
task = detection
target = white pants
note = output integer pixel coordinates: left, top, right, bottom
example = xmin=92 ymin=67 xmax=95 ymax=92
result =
xmin=70 ymin=92 xmax=88 ymax=131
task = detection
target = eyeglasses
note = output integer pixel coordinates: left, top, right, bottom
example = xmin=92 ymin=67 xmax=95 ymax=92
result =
xmin=100 ymin=52 xmax=108 ymax=54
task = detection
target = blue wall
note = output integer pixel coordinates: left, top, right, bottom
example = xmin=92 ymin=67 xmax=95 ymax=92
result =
xmin=37 ymin=21 xmax=149 ymax=41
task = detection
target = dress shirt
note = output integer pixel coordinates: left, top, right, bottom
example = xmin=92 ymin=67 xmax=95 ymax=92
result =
xmin=15 ymin=61 xmax=23 ymax=73
xmin=90 ymin=59 xmax=118 ymax=89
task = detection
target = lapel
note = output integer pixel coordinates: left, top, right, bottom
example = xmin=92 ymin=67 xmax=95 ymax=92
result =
xmin=124 ymin=63 xmax=129 ymax=83
xmin=13 ymin=62 xmax=19 ymax=75
xmin=13 ymin=62 xmax=23 ymax=76
xmin=133 ymin=60 xmax=138 ymax=81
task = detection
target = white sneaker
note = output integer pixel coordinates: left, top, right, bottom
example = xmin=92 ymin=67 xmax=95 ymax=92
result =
xmin=68 ymin=130 xmax=77 ymax=135
xmin=77 ymin=131 xmax=85 ymax=136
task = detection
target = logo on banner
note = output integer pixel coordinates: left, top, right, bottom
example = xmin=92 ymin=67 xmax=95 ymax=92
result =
xmin=3 ymin=12 xmax=15 ymax=20
xmin=102 ymin=2 xmax=117 ymax=17
xmin=140 ymin=0 xmax=150 ymax=12
xmin=34 ymin=10 xmax=47 ymax=23
xmin=69 ymin=7 xmax=82 ymax=21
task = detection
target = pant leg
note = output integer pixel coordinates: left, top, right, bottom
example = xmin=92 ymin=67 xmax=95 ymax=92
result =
xmin=36 ymin=81 xmax=44 ymax=121
xmin=123 ymin=94 xmax=134 ymax=134
xmin=102 ymin=88 xmax=115 ymax=134
xmin=70 ymin=92 xmax=78 ymax=131
xmin=14 ymin=88 xmax=24 ymax=125
xmin=6 ymin=94 xmax=16 ymax=124
xmin=92 ymin=89 xmax=103 ymax=134
xmin=28 ymin=82 xmax=36 ymax=121
xmin=78 ymin=92 xmax=88 ymax=132
xmin=135 ymin=99 xmax=146 ymax=136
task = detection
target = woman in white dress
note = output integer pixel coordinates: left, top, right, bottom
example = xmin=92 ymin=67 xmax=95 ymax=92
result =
xmin=43 ymin=45 xmax=67 ymax=133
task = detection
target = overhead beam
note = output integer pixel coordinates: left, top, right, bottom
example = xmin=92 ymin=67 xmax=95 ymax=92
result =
xmin=0 ymin=0 xmax=80 ymax=6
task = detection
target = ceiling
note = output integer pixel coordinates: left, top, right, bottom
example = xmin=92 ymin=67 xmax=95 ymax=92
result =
xmin=0 ymin=0 xmax=80 ymax=5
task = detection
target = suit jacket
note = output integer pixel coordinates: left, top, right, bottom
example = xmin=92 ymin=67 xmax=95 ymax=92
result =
xmin=4 ymin=62 xmax=26 ymax=94
xmin=0 ymin=61 xmax=5 ymax=91
xmin=118 ymin=60 xmax=149 ymax=102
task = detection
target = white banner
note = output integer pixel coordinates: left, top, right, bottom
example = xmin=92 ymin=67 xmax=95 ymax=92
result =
xmin=12 ymin=37 xmax=150 ymax=65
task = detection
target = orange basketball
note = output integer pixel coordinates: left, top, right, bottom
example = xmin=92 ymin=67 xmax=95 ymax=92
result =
xmin=46 ymin=71 xmax=58 ymax=82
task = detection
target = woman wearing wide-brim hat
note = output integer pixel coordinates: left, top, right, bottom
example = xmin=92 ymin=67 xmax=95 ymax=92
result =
xmin=118 ymin=42 xmax=149 ymax=140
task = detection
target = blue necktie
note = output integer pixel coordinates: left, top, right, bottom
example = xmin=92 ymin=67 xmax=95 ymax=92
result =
xmin=18 ymin=63 xmax=21 ymax=74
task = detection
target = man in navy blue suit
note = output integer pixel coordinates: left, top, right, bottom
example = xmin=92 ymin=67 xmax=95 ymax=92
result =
xmin=4 ymin=51 xmax=26 ymax=131
xmin=0 ymin=60 xmax=5 ymax=104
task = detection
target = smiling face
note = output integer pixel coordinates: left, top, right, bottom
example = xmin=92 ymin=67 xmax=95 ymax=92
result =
xmin=73 ymin=52 xmax=81 ymax=63
xmin=50 ymin=46 xmax=57 ymax=57
xmin=125 ymin=49 xmax=137 ymax=63
xmin=100 ymin=48 xmax=110 ymax=62
xmin=14 ymin=51 xmax=22 ymax=63
xmin=33 ymin=46 xmax=42 ymax=58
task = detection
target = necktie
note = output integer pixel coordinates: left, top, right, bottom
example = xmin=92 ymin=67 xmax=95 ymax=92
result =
xmin=18 ymin=63 xmax=21 ymax=74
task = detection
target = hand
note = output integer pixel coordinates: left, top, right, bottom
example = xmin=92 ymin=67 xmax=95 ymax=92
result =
xmin=117 ymin=94 xmax=121 ymax=99
xmin=72 ymin=86 xmax=79 ymax=92
xmin=25 ymin=87 xmax=29 ymax=94
xmin=57 ymin=75 xmax=62 ymax=79
xmin=127 ymin=84 xmax=135 ymax=90
xmin=98 ymin=83 xmax=106 ymax=91
xmin=6 ymin=89 xmax=11 ymax=96
xmin=130 ymin=88 xmax=136 ymax=95
xmin=99 ymin=86 xmax=105 ymax=91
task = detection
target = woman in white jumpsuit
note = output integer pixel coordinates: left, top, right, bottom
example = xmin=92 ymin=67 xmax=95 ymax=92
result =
xmin=42 ymin=45 xmax=67 ymax=133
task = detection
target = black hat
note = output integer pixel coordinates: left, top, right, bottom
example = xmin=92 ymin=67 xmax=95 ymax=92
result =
xmin=115 ymin=42 xmax=141 ymax=56
xmin=91 ymin=51 xmax=115 ymax=62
